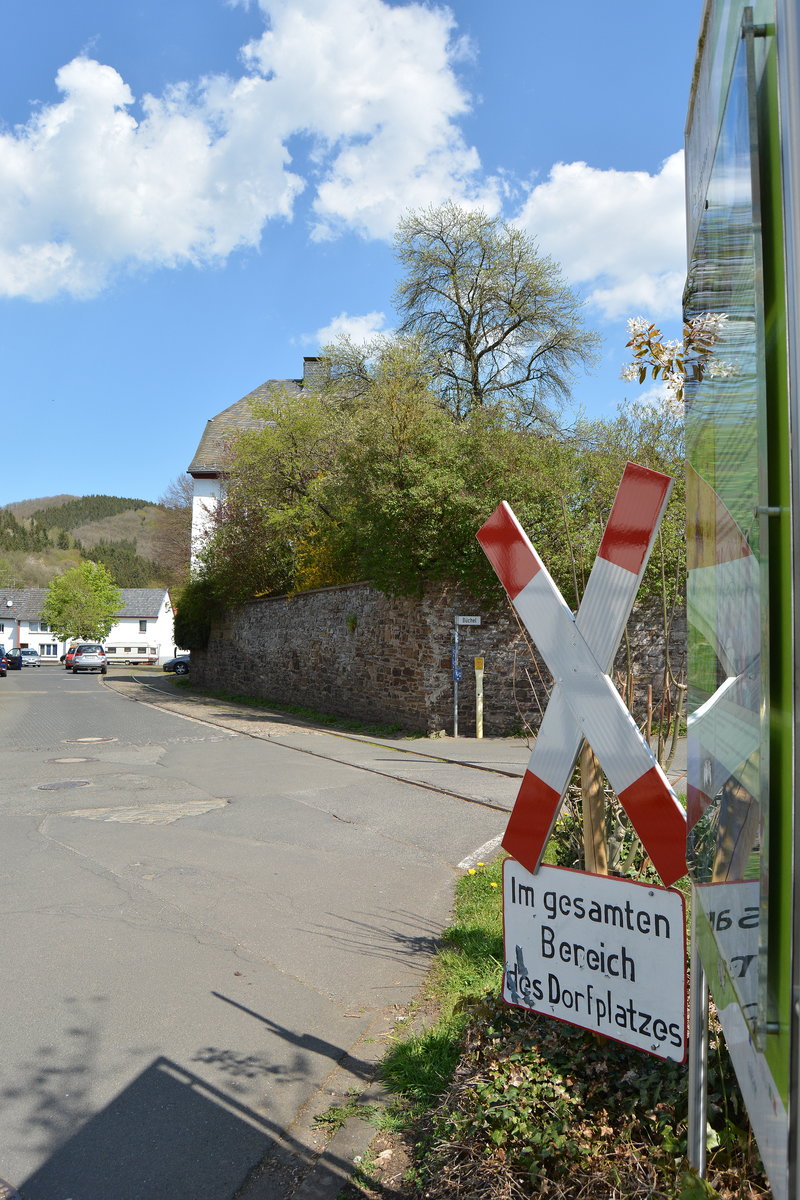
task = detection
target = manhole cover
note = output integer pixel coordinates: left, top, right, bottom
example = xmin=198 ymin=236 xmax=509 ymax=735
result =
xmin=37 ymin=780 xmax=91 ymax=791
xmin=47 ymin=756 xmax=98 ymax=764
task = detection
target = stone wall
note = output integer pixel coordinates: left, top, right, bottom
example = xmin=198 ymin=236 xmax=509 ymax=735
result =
xmin=191 ymin=581 xmax=685 ymax=736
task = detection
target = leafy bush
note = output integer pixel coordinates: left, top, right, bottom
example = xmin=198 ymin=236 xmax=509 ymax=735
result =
xmin=173 ymin=577 xmax=222 ymax=649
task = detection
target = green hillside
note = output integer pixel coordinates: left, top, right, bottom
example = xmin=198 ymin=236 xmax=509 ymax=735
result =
xmin=0 ymin=493 xmax=184 ymax=589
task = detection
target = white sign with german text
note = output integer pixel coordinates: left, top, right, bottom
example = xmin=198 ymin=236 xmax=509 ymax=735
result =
xmin=503 ymin=862 xmax=687 ymax=1061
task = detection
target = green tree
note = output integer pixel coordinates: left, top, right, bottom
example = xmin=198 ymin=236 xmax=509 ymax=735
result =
xmin=394 ymin=201 xmax=599 ymax=425
xmin=42 ymin=561 xmax=122 ymax=642
xmin=199 ymin=379 xmax=355 ymax=604
xmin=80 ymin=538 xmax=157 ymax=587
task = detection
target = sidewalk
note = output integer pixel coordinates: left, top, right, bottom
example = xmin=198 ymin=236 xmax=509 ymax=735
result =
xmin=116 ymin=671 xmax=687 ymax=791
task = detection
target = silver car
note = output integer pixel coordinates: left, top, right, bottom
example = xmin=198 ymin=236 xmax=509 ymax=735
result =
xmin=71 ymin=644 xmax=108 ymax=675
xmin=19 ymin=648 xmax=41 ymax=667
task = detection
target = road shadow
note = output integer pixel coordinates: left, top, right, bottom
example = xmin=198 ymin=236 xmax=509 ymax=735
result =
xmin=306 ymin=908 xmax=441 ymax=973
xmin=18 ymin=1057 xmax=271 ymax=1200
xmin=7 ymin=995 xmax=374 ymax=1200
xmin=209 ymin=992 xmax=375 ymax=1082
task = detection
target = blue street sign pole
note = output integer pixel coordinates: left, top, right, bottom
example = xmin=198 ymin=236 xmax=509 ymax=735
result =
xmin=453 ymin=620 xmax=460 ymax=737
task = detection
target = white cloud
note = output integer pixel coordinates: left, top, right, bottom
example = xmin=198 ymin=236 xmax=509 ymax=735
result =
xmin=0 ymin=0 xmax=496 ymax=299
xmin=313 ymin=310 xmax=389 ymax=345
xmin=0 ymin=57 xmax=303 ymax=299
xmin=0 ymin=2 xmax=686 ymax=312
xmin=515 ymin=152 xmax=686 ymax=320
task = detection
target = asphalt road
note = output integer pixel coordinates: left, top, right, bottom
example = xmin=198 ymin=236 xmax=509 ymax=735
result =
xmin=0 ymin=666 xmax=518 ymax=1200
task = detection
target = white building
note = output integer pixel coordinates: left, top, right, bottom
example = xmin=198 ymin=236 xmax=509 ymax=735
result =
xmin=0 ymin=588 xmax=178 ymax=664
xmin=186 ymin=357 xmax=324 ymax=565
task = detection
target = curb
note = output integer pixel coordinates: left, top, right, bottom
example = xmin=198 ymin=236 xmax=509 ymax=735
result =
xmin=234 ymin=1008 xmax=403 ymax=1200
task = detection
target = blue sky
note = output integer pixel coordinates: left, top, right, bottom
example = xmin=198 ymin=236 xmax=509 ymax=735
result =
xmin=0 ymin=0 xmax=703 ymax=506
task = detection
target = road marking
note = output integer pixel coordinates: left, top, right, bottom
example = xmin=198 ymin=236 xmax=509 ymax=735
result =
xmin=62 ymin=799 xmax=230 ymax=824
xmin=458 ymin=835 xmax=503 ymax=869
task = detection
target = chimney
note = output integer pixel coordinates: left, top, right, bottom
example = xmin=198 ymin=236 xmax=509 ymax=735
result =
xmin=303 ymin=356 xmax=327 ymax=388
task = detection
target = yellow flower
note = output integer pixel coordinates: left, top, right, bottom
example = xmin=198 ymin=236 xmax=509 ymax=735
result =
xmin=467 ymin=868 xmax=476 ymax=874
xmin=490 ymin=882 xmax=499 ymax=888
xmin=477 ymin=861 xmax=485 ymax=867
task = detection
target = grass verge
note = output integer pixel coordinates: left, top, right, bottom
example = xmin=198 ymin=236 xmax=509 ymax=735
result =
xmin=328 ymin=856 xmax=771 ymax=1200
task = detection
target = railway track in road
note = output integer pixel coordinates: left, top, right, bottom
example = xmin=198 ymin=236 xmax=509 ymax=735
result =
xmin=103 ymin=674 xmax=522 ymax=818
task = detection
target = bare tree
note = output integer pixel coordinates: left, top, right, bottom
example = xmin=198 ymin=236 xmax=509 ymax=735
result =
xmin=152 ymin=475 xmax=193 ymax=589
xmin=394 ymin=201 xmax=599 ymax=426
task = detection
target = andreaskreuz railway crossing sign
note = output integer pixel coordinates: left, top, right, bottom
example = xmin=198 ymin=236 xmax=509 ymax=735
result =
xmin=477 ymin=462 xmax=687 ymax=888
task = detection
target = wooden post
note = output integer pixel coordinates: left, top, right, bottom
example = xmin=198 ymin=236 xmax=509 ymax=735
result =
xmin=580 ymin=741 xmax=608 ymax=874
xmin=474 ymin=657 xmax=484 ymax=738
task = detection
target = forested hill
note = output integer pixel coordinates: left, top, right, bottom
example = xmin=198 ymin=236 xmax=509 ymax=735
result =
xmin=28 ymin=495 xmax=151 ymax=530
xmin=0 ymin=493 xmax=190 ymax=590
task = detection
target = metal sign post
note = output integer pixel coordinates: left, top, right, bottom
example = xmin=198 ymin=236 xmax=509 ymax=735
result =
xmin=452 ymin=624 xmax=460 ymax=738
xmin=452 ymin=616 xmax=480 ymax=738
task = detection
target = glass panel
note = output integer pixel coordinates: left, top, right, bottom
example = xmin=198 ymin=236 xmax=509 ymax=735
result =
xmin=684 ymin=30 xmax=769 ymax=1038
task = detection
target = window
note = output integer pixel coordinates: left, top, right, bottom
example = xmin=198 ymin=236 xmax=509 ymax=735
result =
xmin=40 ymin=623 xmax=48 ymax=632
xmin=29 ymin=622 xmax=38 ymax=632
xmin=137 ymin=647 xmax=146 ymax=654
xmin=139 ymin=620 xmax=147 ymax=633
xmin=124 ymin=647 xmax=132 ymax=653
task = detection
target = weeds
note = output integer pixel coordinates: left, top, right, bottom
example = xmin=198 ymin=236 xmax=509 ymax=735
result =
xmin=333 ymin=856 xmax=771 ymax=1200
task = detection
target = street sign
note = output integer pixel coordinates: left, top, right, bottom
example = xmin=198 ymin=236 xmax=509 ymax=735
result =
xmin=504 ymin=861 xmax=687 ymax=1061
xmin=477 ymin=463 xmax=687 ymax=887
xmin=456 ymin=615 xmax=481 ymax=625
xmin=452 ymin=668 xmax=462 ymax=682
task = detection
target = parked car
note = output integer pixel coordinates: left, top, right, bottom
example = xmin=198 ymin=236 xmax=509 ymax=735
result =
xmin=0 ymin=647 xmax=6 ymax=677
xmin=71 ymin=644 xmax=108 ymax=675
xmin=8 ymin=648 xmax=41 ymax=668
xmin=163 ymin=655 xmax=190 ymax=676
xmin=62 ymin=645 xmax=79 ymax=670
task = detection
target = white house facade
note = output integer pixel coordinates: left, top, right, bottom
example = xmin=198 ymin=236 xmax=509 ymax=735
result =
xmin=186 ymin=357 xmax=324 ymax=566
xmin=0 ymin=588 xmax=179 ymax=664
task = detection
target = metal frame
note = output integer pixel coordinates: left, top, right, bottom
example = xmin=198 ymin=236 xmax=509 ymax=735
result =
xmin=776 ymin=0 xmax=800 ymax=1189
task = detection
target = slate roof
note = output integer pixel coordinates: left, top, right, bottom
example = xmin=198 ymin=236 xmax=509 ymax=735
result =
xmin=0 ymin=588 xmax=49 ymax=620
xmin=187 ymin=378 xmax=302 ymax=475
xmin=0 ymin=588 xmax=168 ymax=620
xmin=115 ymin=589 xmax=169 ymax=618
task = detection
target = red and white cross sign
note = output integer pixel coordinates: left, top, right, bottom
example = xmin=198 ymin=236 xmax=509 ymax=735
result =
xmin=477 ymin=462 xmax=688 ymax=887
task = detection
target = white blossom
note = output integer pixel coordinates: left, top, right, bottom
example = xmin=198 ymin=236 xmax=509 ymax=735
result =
xmin=705 ymin=359 xmax=737 ymax=379
xmin=688 ymin=312 xmax=729 ymax=336
xmin=626 ymin=316 xmax=651 ymax=335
